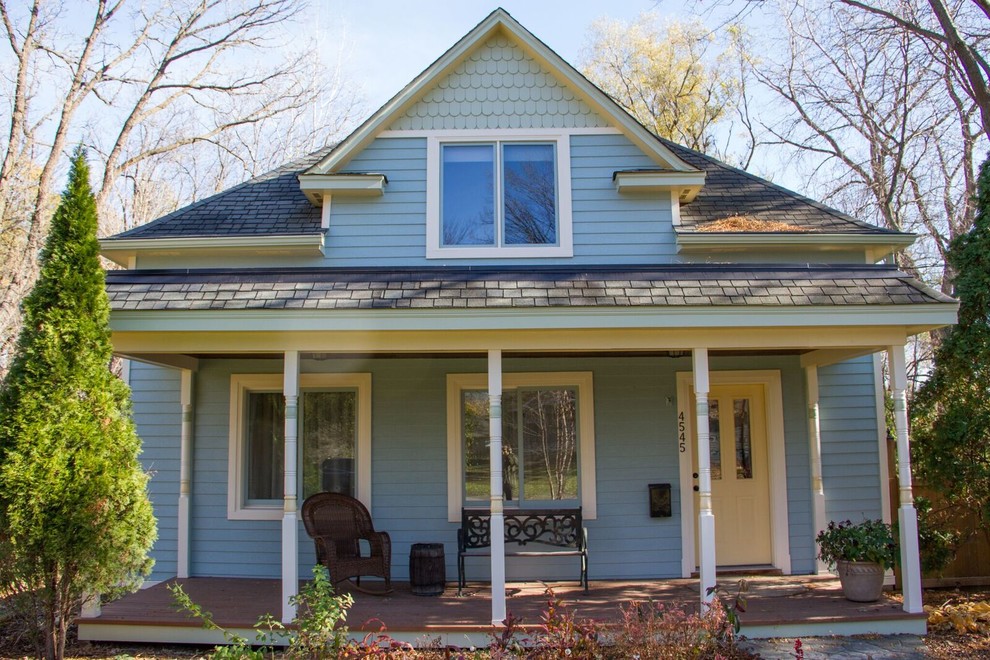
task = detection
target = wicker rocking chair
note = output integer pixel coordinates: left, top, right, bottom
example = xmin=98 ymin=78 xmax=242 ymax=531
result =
xmin=301 ymin=492 xmax=392 ymax=595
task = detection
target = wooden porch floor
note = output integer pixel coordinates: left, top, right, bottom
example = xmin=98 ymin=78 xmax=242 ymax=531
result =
xmin=77 ymin=575 xmax=927 ymax=645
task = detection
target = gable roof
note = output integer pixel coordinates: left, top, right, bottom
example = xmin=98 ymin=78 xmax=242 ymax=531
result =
xmin=99 ymin=10 xmax=910 ymax=248
xmin=304 ymin=8 xmax=697 ymax=175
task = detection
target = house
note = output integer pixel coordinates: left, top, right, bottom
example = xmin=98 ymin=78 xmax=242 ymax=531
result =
xmin=92 ymin=8 xmax=955 ymax=642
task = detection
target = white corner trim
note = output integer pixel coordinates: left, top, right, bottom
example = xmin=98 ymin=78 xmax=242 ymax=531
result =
xmin=445 ymin=371 xmax=596 ymax=522
xmin=227 ymin=372 xmax=373 ymax=521
xmin=321 ymin=197 xmax=332 ymax=230
xmin=425 ymin=132 xmax=574 ymax=259
xmin=676 ymin=370 xmax=791 ymax=576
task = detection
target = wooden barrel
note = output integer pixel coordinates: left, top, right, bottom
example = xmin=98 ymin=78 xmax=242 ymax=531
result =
xmin=409 ymin=543 xmax=445 ymax=596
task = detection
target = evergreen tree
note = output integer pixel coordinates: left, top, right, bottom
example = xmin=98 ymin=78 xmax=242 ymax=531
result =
xmin=0 ymin=148 xmax=156 ymax=660
xmin=912 ymin=154 xmax=990 ymax=553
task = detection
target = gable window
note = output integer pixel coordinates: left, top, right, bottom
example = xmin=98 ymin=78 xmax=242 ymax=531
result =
xmin=442 ymin=143 xmax=557 ymax=247
xmin=427 ymin=132 xmax=573 ymax=259
xmin=228 ymin=374 xmax=371 ymax=520
xmin=447 ymin=372 xmax=596 ymax=521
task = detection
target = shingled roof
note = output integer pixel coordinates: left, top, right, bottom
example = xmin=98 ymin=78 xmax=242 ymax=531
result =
xmin=106 ymin=265 xmax=952 ymax=312
xmin=105 ymin=138 xmax=899 ymax=241
xmin=655 ymin=138 xmax=899 ymax=235
xmin=111 ymin=151 xmax=328 ymax=239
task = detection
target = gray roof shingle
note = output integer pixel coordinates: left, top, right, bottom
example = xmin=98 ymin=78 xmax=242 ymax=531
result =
xmin=106 ymin=265 xmax=953 ymax=312
xmin=110 ymin=151 xmax=327 ymax=239
xmin=104 ymin=136 xmax=902 ymax=240
xmin=655 ymin=138 xmax=900 ymax=235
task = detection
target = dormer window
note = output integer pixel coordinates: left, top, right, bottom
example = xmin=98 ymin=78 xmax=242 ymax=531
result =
xmin=426 ymin=132 xmax=573 ymax=258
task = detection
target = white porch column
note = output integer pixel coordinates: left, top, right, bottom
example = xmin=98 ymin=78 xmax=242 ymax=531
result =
xmin=281 ymin=351 xmax=300 ymax=623
xmin=488 ymin=349 xmax=507 ymax=625
xmin=693 ymin=348 xmax=716 ymax=607
xmin=889 ymin=346 xmax=923 ymax=614
xmin=805 ymin=365 xmax=828 ymax=574
xmin=177 ymin=369 xmax=195 ymax=579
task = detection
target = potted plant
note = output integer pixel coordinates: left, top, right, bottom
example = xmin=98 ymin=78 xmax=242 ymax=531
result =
xmin=816 ymin=519 xmax=897 ymax=602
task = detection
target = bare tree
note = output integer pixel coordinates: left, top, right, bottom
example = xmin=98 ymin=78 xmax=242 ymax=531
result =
xmin=0 ymin=0 xmax=361 ymax=374
xmin=841 ymin=0 xmax=990 ymax=138
xmin=753 ymin=1 xmax=980 ymax=294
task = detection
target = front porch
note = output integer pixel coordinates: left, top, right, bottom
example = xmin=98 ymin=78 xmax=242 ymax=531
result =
xmin=77 ymin=575 xmax=926 ymax=647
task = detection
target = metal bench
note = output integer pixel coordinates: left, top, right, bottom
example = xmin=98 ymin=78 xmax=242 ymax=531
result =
xmin=457 ymin=508 xmax=588 ymax=595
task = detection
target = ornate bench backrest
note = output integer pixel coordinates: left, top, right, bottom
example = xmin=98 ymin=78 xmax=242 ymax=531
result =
xmin=460 ymin=508 xmax=583 ymax=549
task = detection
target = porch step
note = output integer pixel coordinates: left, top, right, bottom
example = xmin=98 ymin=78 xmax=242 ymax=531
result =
xmin=691 ymin=565 xmax=783 ymax=578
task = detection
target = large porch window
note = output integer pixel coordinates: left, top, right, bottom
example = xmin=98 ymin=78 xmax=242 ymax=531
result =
xmin=447 ymin=372 xmax=597 ymax=521
xmin=228 ymin=373 xmax=371 ymax=520
xmin=463 ymin=387 xmax=579 ymax=506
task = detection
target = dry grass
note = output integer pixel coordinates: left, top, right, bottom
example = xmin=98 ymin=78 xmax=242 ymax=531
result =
xmin=696 ymin=215 xmax=810 ymax=233
xmin=924 ymin=587 xmax=990 ymax=659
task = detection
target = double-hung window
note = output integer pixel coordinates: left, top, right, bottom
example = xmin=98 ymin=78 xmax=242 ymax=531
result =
xmin=446 ymin=372 xmax=596 ymax=521
xmin=228 ymin=373 xmax=372 ymax=520
xmin=426 ymin=134 xmax=573 ymax=258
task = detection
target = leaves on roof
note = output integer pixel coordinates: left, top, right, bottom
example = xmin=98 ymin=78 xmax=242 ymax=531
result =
xmin=696 ymin=215 xmax=812 ymax=233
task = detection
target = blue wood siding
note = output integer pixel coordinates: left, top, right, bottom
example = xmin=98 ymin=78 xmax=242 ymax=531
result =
xmin=818 ymin=356 xmax=884 ymax=523
xmin=320 ymin=134 xmax=675 ymax=268
xmin=130 ymin=361 xmax=181 ymax=582
xmin=132 ymin=354 xmax=829 ymax=581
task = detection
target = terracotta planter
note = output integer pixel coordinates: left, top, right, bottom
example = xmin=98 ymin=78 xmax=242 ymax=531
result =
xmin=836 ymin=560 xmax=885 ymax=602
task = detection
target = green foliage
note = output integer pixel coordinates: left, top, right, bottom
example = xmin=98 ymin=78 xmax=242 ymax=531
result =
xmin=172 ymin=566 xmax=356 ymax=659
xmin=816 ymin=519 xmax=897 ymax=570
xmin=912 ymin=154 xmax=990 ymax=549
xmin=288 ymin=565 xmax=353 ymax=658
xmin=0 ymin=147 xmax=156 ymax=660
xmin=914 ymin=497 xmax=961 ymax=575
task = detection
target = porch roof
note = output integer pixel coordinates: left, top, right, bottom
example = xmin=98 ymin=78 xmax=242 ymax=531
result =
xmin=106 ymin=264 xmax=953 ymax=312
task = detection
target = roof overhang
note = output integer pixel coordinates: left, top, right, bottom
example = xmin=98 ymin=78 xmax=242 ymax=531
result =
xmin=613 ymin=170 xmax=706 ymax=202
xmin=297 ymin=173 xmax=387 ymax=205
xmin=100 ymin=234 xmax=325 ymax=267
xmin=675 ymin=232 xmax=916 ymax=262
xmin=108 ymin=303 xmax=956 ymax=339
xmin=305 ymin=9 xmax=698 ymax=176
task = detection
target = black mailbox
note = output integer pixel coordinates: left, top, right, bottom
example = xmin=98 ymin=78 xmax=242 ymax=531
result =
xmin=649 ymin=483 xmax=672 ymax=518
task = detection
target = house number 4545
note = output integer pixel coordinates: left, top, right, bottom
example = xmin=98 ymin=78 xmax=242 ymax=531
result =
xmin=678 ymin=411 xmax=686 ymax=453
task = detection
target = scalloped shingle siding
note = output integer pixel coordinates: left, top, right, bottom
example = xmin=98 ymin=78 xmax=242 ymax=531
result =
xmin=390 ymin=36 xmax=608 ymax=131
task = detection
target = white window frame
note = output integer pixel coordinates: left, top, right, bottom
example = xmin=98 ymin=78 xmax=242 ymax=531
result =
xmin=446 ymin=372 xmax=596 ymax=522
xmin=426 ymin=130 xmax=574 ymax=259
xmin=228 ymin=373 xmax=372 ymax=521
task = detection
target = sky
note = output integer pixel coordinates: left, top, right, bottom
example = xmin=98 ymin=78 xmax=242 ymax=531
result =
xmin=308 ymin=1 xmax=660 ymax=114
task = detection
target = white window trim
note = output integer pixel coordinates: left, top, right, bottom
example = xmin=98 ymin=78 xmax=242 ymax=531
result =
xmin=426 ymin=131 xmax=574 ymax=259
xmin=446 ymin=371 xmax=596 ymax=522
xmin=228 ymin=373 xmax=372 ymax=521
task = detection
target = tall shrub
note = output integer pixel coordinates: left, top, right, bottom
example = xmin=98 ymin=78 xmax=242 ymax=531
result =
xmin=912 ymin=154 xmax=990 ymax=553
xmin=0 ymin=148 xmax=156 ymax=660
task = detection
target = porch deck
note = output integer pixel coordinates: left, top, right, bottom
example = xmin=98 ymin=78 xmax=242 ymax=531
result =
xmin=77 ymin=575 xmax=926 ymax=646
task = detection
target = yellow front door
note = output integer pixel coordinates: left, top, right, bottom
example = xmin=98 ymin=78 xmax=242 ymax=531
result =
xmin=693 ymin=383 xmax=772 ymax=566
